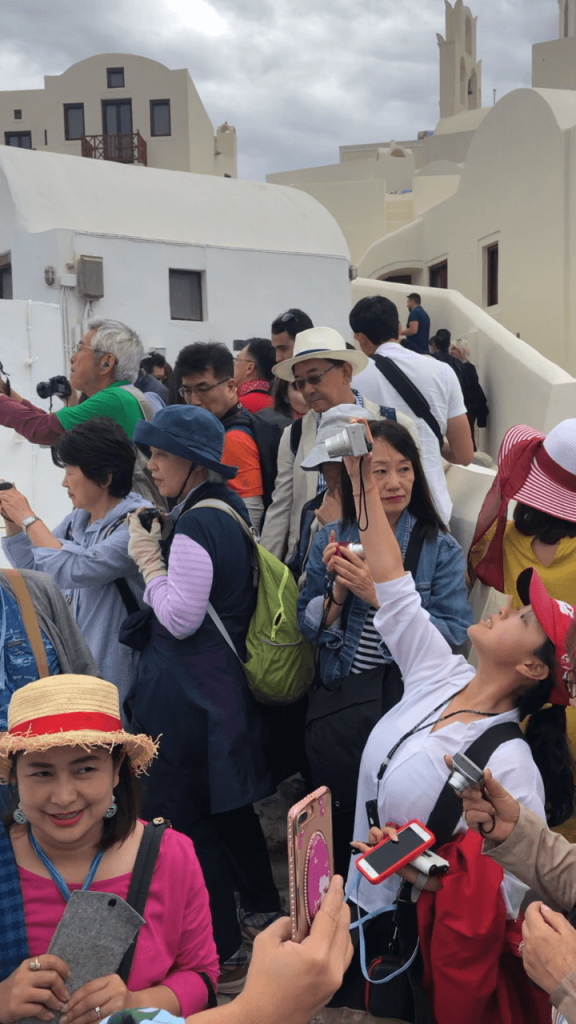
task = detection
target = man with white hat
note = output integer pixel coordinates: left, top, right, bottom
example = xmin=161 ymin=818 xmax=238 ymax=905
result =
xmin=259 ymin=327 xmax=418 ymax=563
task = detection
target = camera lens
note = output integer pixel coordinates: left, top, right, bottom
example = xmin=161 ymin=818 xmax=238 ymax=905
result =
xmin=324 ymin=428 xmax=350 ymax=459
xmin=36 ymin=381 xmax=52 ymax=400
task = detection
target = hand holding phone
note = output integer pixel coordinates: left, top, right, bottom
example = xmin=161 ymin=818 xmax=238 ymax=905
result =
xmin=355 ymin=820 xmax=435 ymax=885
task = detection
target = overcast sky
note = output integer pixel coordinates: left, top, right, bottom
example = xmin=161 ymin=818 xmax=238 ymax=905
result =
xmin=0 ymin=0 xmax=559 ymax=180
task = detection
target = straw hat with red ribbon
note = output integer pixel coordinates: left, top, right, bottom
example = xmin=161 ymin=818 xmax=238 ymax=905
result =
xmin=469 ymin=419 xmax=576 ymax=592
xmin=0 ymin=675 xmax=158 ymax=783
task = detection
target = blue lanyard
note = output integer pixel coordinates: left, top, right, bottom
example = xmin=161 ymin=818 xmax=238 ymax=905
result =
xmin=345 ymin=871 xmax=420 ymax=985
xmin=28 ymin=830 xmax=104 ymax=902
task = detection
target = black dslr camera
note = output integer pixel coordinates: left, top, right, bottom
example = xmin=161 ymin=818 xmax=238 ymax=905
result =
xmin=36 ymin=376 xmax=72 ymax=401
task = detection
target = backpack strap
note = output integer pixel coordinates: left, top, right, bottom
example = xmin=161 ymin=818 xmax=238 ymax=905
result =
xmin=290 ymin=417 xmax=303 ymax=457
xmin=426 ymin=721 xmax=526 ymax=850
xmin=119 ymin=384 xmax=154 ymax=423
xmin=2 ymin=570 xmax=49 ymax=679
xmin=117 ymin=818 xmax=171 ymax=984
xmin=402 ymin=520 xmax=427 ymax=577
xmin=372 ymin=353 xmax=444 ymax=451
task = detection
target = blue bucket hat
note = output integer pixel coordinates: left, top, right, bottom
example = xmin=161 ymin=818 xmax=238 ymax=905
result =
xmin=133 ymin=405 xmax=237 ymax=480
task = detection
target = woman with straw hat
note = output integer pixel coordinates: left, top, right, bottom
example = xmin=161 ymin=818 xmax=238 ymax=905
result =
xmin=0 ymin=674 xmax=219 ymax=1023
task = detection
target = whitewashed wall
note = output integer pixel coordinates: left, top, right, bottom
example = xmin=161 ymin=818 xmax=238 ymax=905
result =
xmin=0 ymin=300 xmax=72 ymax=567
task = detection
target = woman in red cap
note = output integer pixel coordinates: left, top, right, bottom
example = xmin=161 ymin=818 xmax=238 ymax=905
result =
xmin=325 ymin=420 xmax=574 ymax=1024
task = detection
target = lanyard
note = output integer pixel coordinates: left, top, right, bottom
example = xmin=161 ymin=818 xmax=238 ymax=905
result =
xmin=29 ymin=830 xmax=104 ymax=903
xmin=376 ymin=700 xmax=500 ymax=781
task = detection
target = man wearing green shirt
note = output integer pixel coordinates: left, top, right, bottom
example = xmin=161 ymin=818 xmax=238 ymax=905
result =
xmin=0 ymin=319 xmax=148 ymax=444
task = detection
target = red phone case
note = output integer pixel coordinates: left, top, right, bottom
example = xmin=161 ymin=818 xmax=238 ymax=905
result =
xmin=355 ymin=819 xmax=435 ymax=885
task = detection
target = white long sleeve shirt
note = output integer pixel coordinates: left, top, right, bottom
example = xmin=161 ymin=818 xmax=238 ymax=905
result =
xmin=348 ymin=572 xmax=546 ymax=918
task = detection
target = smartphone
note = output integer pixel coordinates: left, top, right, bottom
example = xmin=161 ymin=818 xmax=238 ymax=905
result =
xmin=0 ymin=481 xmax=14 ymax=490
xmin=287 ymin=786 xmax=333 ymax=942
xmin=355 ymin=820 xmax=435 ymax=885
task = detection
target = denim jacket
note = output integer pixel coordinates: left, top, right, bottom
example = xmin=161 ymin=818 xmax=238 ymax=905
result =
xmin=297 ymin=510 xmax=472 ymax=686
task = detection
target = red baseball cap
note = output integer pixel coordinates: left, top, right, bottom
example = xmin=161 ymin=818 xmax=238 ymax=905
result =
xmin=517 ymin=568 xmax=576 ymax=705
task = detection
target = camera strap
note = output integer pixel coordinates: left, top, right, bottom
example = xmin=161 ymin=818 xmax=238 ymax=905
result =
xmin=425 ymin=721 xmax=526 ymax=850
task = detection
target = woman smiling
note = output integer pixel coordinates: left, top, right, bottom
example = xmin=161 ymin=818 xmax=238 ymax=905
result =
xmin=0 ymin=675 xmax=218 ymax=1023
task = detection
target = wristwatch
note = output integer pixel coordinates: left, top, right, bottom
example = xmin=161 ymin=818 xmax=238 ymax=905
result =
xmin=22 ymin=515 xmax=41 ymax=533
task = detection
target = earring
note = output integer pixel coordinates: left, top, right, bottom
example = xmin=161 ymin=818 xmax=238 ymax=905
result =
xmin=13 ymin=802 xmax=28 ymax=825
xmin=104 ymin=795 xmax=117 ymax=820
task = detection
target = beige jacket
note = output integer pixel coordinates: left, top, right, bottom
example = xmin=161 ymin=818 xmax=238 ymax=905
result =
xmin=259 ymin=397 xmax=418 ymax=562
xmin=485 ymin=802 xmax=576 ymax=1022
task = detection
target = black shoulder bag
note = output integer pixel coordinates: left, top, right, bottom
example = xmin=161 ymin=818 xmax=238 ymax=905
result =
xmin=372 ymin=353 xmax=445 ymax=451
xmin=365 ymin=721 xmax=526 ymax=1023
xmin=117 ymin=818 xmax=217 ymax=1009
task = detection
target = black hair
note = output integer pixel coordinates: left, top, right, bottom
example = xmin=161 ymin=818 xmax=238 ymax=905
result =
xmin=139 ymin=356 xmax=154 ymax=374
xmin=244 ymin=337 xmax=276 ymax=382
xmin=175 ymin=342 xmax=233 ymax=381
xmin=519 ymin=639 xmax=575 ymax=826
xmin=55 ymin=417 xmax=135 ymax=498
xmin=349 ymin=295 xmax=400 ymax=346
xmin=273 ymin=378 xmax=292 ymax=416
xmin=514 ymin=502 xmax=576 ymax=545
xmin=408 ymin=293 xmax=421 ymax=304
xmin=271 ymin=308 xmax=313 ymax=338
xmin=339 ymin=419 xmax=447 ymax=536
xmin=3 ymin=746 xmax=140 ymax=851
xmin=430 ymin=329 xmax=451 ymax=352
xmin=149 ymin=353 xmax=166 ymax=368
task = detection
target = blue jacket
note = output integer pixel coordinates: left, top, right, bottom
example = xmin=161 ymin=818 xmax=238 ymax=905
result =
xmin=297 ymin=510 xmax=472 ymax=686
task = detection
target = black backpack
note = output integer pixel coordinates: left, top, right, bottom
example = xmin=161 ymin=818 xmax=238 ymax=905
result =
xmin=223 ymin=405 xmax=290 ymax=511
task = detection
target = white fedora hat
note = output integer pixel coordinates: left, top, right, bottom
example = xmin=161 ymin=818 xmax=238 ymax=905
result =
xmin=272 ymin=326 xmax=368 ymax=382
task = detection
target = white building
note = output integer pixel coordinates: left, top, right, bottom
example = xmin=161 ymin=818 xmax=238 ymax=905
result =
xmin=0 ymin=53 xmax=236 ymax=178
xmin=0 ymin=145 xmax=351 ymax=367
xmin=267 ymin=0 xmax=576 ymax=375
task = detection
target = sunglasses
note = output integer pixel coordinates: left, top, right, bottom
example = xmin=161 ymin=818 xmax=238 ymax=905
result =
xmin=292 ymin=363 xmax=337 ymax=392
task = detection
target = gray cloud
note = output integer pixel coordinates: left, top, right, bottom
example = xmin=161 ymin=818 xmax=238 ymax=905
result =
xmin=0 ymin=0 xmax=559 ymax=180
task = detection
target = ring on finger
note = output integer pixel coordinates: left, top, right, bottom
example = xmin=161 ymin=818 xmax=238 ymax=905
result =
xmin=518 ymin=941 xmax=524 ymax=955
xmin=94 ymin=1009 xmax=102 ymax=1020
xmin=29 ymin=957 xmax=42 ymax=972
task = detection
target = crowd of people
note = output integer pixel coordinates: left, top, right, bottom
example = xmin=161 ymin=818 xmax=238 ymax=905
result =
xmin=1 ymin=298 xmax=576 ymax=1024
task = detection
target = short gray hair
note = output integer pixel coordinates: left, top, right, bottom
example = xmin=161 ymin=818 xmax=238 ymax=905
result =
xmin=206 ymin=469 xmax=230 ymax=486
xmin=87 ymin=319 xmax=143 ymax=384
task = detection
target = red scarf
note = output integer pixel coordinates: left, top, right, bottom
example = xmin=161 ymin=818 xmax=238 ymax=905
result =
xmin=468 ymin=436 xmax=542 ymax=591
xmin=237 ymin=380 xmax=270 ymax=397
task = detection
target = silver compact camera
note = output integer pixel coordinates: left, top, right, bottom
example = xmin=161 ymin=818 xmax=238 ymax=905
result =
xmin=447 ymin=753 xmax=485 ymax=794
xmin=324 ymin=423 xmax=373 ymax=459
xmin=347 ymin=543 xmax=365 ymax=558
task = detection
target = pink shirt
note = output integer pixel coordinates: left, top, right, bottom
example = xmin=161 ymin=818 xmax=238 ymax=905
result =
xmin=19 ymin=826 xmax=219 ymax=1016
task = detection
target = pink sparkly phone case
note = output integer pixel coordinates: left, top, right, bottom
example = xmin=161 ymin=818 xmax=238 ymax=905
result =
xmin=287 ymin=786 xmax=333 ymax=942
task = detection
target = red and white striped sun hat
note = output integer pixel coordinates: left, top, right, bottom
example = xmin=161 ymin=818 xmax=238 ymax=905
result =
xmin=499 ymin=420 xmax=576 ymax=522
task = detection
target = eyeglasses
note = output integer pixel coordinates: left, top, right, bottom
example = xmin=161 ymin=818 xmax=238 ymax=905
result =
xmin=178 ymin=378 xmax=231 ymax=399
xmin=74 ymin=339 xmax=105 ymax=355
xmin=292 ymin=363 xmax=337 ymax=392
xmin=233 ymin=356 xmax=252 ymax=365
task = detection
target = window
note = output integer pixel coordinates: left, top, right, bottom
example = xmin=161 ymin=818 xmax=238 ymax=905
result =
xmin=4 ymin=131 xmax=31 ymax=148
xmin=429 ymin=261 xmax=448 ymax=288
xmin=485 ymin=243 xmax=499 ymax=307
xmin=64 ymin=104 xmax=85 ymax=141
xmin=0 ymin=253 xmax=12 ymax=300
xmin=107 ymin=67 xmax=125 ymax=88
xmin=465 ymin=16 xmax=472 ymax=55
xmin=14 ymin=109 xmax=22 ymax=120
xmin=150 ymin=100 xmax=171 ymax=137
xmin=169 ymin=270 xmax=203 ymax=321
xmin=380 ymin=274 xmax=412 ymax=284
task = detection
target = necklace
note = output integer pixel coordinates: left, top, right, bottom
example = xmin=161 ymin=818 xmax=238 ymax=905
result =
xmin=28 ymin=830 xmax=104 ymax=903
xmin=377 ymin=698 xmax=500 ymax=781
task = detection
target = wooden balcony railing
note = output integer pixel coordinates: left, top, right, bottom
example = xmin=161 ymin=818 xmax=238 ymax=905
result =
xmin=81 ymin=131 xmax=147 ymax=166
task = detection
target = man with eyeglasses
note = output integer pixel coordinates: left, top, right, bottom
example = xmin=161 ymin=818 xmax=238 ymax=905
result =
xmin=271 ymin=308 xmax=314 ymax=363
xmin=0 ymin=319 xmax=150 ymax=445
xmin=259 ymin=327 xmax=418 ymax=563
xmin=175 ymin=342 xmax=267 ymax=530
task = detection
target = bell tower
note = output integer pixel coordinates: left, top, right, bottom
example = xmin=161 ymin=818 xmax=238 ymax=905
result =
xmin=437 ymin=0 xmax=482 ymax=118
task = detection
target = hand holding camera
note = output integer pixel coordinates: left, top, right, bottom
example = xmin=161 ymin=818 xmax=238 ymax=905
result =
xmin=323 ymin=533 xmax=379 ymax=609
xmin=444 ymin=755 xmax=521 ymax=843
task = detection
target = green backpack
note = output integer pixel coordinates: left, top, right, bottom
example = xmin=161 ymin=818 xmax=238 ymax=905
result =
xmin=193 ymin=499 xmax=315 ymax=705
